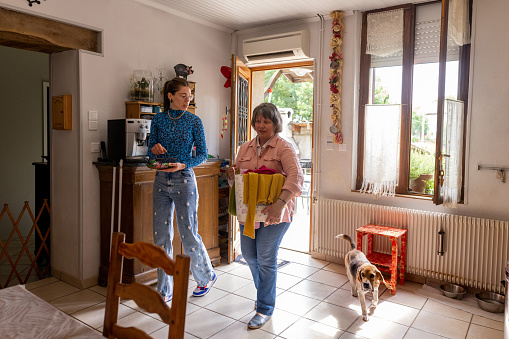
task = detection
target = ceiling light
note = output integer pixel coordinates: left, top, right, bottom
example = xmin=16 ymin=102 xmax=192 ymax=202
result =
xmin=290 ymin=68 xmax=312 ymax=76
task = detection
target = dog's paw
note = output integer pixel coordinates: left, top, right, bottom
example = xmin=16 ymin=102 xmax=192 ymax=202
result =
xmin=362 ymin=314 xmax=369 ymax=322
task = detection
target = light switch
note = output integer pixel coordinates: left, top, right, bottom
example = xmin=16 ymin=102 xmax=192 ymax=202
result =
xmin=91 ymin=142 xmax=100 ymax=152
xmin=88 ymin=121 xmax=98 ymax=130
xmin=88 ymin=110 xmax=98 ymax=121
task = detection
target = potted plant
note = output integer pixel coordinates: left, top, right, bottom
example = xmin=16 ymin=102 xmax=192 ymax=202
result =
xmin=130 ymin=70 xmax=154 ymax=102
xmin=409 ymin=149 xmax=435 ymax=193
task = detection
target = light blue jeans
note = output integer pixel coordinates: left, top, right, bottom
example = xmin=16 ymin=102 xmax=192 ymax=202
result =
xmin=153 ymin=169 xmax=214 ymax=298
xmin=239 ymin=221 xmax=291 ymax=316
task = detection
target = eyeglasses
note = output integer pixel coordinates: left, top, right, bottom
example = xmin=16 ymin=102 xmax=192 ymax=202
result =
xmin=177 ymin=94 xmax=194 ymax=101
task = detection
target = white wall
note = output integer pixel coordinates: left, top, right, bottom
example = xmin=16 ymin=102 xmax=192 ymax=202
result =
xmin=0 ymin=0 xmax=232 ymax=286
xmin=236 ymin=0 xmax=509 ymax=224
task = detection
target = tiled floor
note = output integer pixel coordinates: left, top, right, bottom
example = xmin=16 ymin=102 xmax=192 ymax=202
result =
xmin=13 ymin=248 xmax=505 ymax=339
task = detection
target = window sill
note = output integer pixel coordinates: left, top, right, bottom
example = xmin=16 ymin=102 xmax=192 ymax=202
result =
xmin=351 ymin=189 xmax=433 ymax=201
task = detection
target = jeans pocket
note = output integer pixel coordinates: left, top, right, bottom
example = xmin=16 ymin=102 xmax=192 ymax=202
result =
xmin=181 ymin=170 xmax=193 ymax=178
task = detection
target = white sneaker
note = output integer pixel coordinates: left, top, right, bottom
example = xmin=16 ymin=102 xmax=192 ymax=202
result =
xmin=192 ymin=272 xmax=217 ymax=297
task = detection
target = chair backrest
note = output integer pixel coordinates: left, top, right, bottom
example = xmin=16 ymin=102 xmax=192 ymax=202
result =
xmin=103 ymin=232 xmax=190 ymax=339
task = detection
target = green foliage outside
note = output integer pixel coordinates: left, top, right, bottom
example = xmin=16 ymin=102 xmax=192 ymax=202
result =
xmin=374 ymin=76 xmax=390 ymax=104
xmin=264 ymin=70 xmax=313 ymax=121
xmin=409 ymin=150 xmax=435 ymax=181
xmin=411 ymin=113 xmax=430 ymax=142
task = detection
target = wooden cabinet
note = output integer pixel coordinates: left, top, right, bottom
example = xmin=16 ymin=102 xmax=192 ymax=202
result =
xmin=52 ymin=95 xmax=72 ymax=130
xmin=125 ymin=101 xmax=161 ymax=119
xmin=126 ymin=100 xmax=196 ymax=118
xmin=96 ymin=161 xmax=221 ymax=286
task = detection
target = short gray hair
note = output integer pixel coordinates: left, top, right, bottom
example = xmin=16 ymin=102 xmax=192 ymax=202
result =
xmin=251 ymin=103 xmax=283 ymax=133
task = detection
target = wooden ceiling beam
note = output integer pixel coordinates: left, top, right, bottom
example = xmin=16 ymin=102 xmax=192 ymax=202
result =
xmin=0 ymin=7 xmax=100 ymax=54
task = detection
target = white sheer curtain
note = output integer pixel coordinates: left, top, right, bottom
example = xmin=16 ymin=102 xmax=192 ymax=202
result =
xmin=449 ymin=0 xmax=471 ymax=46
xmin=366 ymin=9 xmax=404 ymax=57
xmin=360 ymin=104 xmax=401 ymax=198
xmin=442 ymin=99 xmax=464 ymax=207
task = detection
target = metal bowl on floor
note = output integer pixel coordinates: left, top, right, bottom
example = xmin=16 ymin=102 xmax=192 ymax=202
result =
xmin=440 ymin=283 xmax=466 ymax=300
xmin=475 ymin=292 xmax=505 ymax=313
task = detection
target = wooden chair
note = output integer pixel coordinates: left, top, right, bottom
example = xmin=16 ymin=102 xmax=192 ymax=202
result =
xmin=103 ymin=232 xmax=190 ymax=339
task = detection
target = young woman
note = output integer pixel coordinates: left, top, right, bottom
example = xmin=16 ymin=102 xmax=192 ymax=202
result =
xmin=148 ymin=77 xmax=216 ymax=302
xmin=227 ymin=102 xmax=304 ymax=329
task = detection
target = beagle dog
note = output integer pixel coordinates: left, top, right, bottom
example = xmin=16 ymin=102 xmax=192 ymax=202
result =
xmin=336 ymin=234 xmax=392 ymax=321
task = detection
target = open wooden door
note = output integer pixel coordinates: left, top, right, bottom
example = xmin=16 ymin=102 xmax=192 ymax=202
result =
xmin=228 ymin=55 xmax=252 ymax=262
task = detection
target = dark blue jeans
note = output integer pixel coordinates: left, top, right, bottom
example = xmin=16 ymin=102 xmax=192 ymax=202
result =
xmin=240 ymin=221 xmax=291 ymax=316
xmin=153 ymin=170 xmax=214 ymax=298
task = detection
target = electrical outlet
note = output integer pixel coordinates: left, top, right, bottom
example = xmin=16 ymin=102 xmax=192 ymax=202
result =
xmin=326 ymin=137 xmax=334 ymax=151
xmin=88 ymin=121 xmax=98 ymax=130
xmin=91 ymin=142 xmax=100 ymax=153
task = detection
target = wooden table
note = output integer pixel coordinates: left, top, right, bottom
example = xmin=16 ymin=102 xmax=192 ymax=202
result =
xmin=356 ymin=224 xmax=407 ymax=295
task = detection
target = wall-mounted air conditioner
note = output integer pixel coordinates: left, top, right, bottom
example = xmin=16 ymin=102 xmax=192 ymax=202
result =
xmin=243 ymin=30 xmax=310 ymax=64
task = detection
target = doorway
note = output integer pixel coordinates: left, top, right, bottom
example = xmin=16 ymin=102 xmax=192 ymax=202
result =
xmin=251 ymin=64 xmax=314 ymax=253
xmin=0 ymin=45 xmax=51 ymax=287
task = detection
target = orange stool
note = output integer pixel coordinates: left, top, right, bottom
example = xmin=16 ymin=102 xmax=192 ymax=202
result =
xmin=356 ymin=224 xmax=407 ymax=295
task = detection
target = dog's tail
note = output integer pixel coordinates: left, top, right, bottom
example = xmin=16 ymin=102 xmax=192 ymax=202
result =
xmin=336 ymin=234 xmax=356 ymax=250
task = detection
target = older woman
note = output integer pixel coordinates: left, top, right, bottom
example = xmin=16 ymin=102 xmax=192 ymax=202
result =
xmin=227 ymin=102 xmax=304 ymax=329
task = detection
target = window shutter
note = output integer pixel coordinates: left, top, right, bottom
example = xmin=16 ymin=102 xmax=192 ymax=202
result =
xmin=370 ymin=2 xmax=458 ymax=68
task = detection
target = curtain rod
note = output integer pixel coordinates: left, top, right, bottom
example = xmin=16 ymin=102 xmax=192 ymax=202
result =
xmin=477 ymin=165 xmax=509 ymax=171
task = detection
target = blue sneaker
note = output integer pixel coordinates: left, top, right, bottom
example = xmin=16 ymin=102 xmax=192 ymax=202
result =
xmin=192 ymin=272 xmax=217 ymax=297
xmin=162 ymin=294 xmax=172 ymax=303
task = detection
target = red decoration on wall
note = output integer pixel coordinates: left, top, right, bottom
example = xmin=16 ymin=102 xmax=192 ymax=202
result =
xmin=220 ymin=66 xmax=231 ymax=88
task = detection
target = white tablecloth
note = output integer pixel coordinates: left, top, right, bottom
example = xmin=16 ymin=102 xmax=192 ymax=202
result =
xmin=0 ymin=284 xmax=103 ymax=339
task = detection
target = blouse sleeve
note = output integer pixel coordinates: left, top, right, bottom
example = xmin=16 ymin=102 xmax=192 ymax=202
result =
xmin=280 ymin=141 xmax=304 ymax=196
xmin=182 ymin=115 xmax=207 ymax=168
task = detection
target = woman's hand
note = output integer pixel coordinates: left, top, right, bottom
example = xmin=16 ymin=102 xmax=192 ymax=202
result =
xmin=262 ymin=199 xmax=285 ymax=225
xmin=158 ymin=163 xmax=186 ymax=172
xmin=227 ymin=165 xmax=237 ymax=181
xmin=151 ymin=143 xmax=167 ymax=155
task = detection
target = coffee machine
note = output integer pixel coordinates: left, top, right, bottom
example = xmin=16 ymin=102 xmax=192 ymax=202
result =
xmin=108 ymin=119 xmax=151 ymax=162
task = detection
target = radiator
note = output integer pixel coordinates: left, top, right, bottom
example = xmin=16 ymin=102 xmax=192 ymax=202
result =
xmin=313 ymin=198 xmax=509 ymax=294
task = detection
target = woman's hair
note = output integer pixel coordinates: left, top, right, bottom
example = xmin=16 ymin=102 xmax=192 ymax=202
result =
xmin=163 ymin=77 xmax=190 ymax=111
xmin=251 ymin=102 xmax=283 ymax=133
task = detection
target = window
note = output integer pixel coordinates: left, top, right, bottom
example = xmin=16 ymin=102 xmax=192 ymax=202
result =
xmin=356 ymin=0 xmax=471 ymax=205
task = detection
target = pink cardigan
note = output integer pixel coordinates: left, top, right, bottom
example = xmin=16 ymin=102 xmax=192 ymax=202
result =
xmin=233 ymin=134 xmax=304 ymax=222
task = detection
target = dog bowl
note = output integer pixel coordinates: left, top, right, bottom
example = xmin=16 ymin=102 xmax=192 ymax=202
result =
xmin=440 ymin=283 xmax=466 ymax=300
xmin=474 ymin=292 xmax=505 ymax=313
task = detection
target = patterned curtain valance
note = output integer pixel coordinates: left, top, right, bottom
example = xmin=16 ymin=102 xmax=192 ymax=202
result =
xmin=449 ymin=0 xmax=471 ymax=46
xmin=366 ymin=9 xmax=404 ymax=57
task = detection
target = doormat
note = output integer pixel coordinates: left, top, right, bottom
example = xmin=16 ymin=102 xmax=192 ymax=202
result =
xmin=234 ymin=254 xmax=291 ymax=270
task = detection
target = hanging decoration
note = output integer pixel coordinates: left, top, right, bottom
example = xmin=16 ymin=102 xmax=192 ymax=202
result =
xmin=220 ymin=66 xmax=232 ymax=88
xmin=329 ymin=10 xmax=344 ymax=144
xmin=221 ymin=107 xmax=229 ymax=139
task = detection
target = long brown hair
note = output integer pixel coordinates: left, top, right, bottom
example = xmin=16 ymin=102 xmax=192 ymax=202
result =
xmin=163 ymin=77 xmax=190 ymax=112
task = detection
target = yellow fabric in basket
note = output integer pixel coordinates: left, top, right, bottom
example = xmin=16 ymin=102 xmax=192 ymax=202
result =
xmin=242 ymin=173 xmax=285 ymax=239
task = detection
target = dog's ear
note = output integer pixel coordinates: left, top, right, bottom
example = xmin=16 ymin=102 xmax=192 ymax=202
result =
xmin=357 ymin=266 xmax=364 ymax=284
xmin=376 ymin=268 xmax=393 ymax=290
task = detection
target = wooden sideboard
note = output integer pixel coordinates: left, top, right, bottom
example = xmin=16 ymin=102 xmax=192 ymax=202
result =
xmin=96 ymin=161 xmax=221 ymax=286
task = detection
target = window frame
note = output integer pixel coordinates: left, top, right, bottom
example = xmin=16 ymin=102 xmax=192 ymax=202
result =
xmin=355 ymin=0 xmax=471 ymax=204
